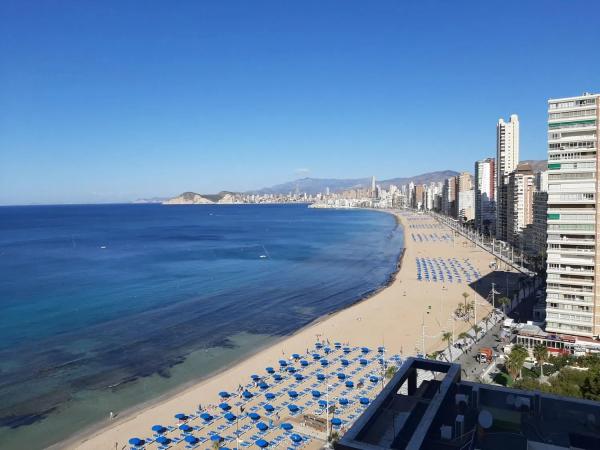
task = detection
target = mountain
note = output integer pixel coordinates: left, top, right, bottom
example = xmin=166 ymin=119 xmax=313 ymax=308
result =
xmin=521 ymin=159 xmax=547 ymax=173
xmin=162 ymin=191 xmax=237 ymax=205
xmin=251 ymin=170 xmax=460 ymax=195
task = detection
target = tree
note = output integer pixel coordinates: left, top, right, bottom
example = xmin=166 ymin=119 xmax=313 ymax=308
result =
xmin=458 ymin=331 xmax=472 ymax=346
xmin=498 ymin=296 xmax=511 ymax=316
xmin=581 ymin=371 xmax=600 ymax=401
xmin=506 ymin=345 xmax=528 ymax=380
xmin=462 ymin=292 xmax=470 ymax=310
xmin=455 ymin=304 xmax=464 ymax=319
xmin=442 ymin=331 xmax=453 ymax=361
xmin=533 ymin=344 xmax=549 ymax=378
xmin=472 ymin=325 xmax=482 ymax=342
xmin=385 ymin=365 xmax=398 ymax=380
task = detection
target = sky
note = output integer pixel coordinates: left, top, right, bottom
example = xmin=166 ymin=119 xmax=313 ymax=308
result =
xmin=1 ymin=1 xmax=599 ymax=205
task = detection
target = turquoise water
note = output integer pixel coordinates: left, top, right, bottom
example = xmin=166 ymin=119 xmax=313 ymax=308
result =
xmin=0 ymin=203 xmax=403 ymax=449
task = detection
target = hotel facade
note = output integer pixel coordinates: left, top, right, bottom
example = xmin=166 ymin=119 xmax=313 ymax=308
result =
xmin=496 ymin=115 xmax=520 ymax=241
xmin=545 ymin=93 xmax=600 ymax=338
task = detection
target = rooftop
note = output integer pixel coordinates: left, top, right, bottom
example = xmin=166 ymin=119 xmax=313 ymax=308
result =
xmin=335 ymin=357 xmax=600 ymax=450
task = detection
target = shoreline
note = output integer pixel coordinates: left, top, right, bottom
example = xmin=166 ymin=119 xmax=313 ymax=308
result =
xmin=60 ymin=208 xmax=495 ymax=449
xmin=54 ymin=207 xmax=405 ymax=450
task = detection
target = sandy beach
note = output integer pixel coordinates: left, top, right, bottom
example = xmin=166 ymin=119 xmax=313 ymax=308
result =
xmin=63 ymin=210 xmax=497 ymax=450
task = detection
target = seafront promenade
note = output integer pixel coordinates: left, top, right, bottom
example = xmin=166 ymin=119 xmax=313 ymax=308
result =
xmin=64 ymin=210 xmax=500 ymax=450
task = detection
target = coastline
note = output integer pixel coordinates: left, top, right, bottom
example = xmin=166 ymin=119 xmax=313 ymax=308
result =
xmin=61 ymin=209 xmax=494 ymax=449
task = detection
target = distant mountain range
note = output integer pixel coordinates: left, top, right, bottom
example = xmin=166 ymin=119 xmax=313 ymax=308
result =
xmin=142 ymin=161 xmax=548 ymax=203
xmin=251 ymin=170 xmax=461 ymax=195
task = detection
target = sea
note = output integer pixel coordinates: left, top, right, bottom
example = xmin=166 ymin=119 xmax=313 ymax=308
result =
xmin=0 ymin=203 xmax=403 ymax=449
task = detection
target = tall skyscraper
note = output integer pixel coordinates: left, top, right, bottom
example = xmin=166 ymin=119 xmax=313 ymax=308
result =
xmin=371 ymin=176 xmax=376 ymax=198
xmin=506 ymin=162 xmax=535 ymax=247
xmin=456 ymin=172 xmax=474 ymax=222
xmin=545 ymin=93 xmax=599 ymax=338
xmin=474 ymin=158 xmax=496 ymax=235
xmin=496 ymin=114 xmax=520 ymax=241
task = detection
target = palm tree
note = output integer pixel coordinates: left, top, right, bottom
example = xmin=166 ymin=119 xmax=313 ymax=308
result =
xmin=472 ymin=325 xmax=482 ymax=342
xmin=506 ymin=344 xmax=528 ymax=380
xmin=458 ymin=331 xmax=472 ymax=346
xmin=462 ymin=292 xmax=470 ymax=310
xmin=498 ymin=296 xmax=511 ymax=316
xmin=442 ymin=331 xmax=453 ymax=361
xmin=533 ymin=344 xmax=549 ymax=378
xmin=385 ymin=365 xmax=398 ymax=380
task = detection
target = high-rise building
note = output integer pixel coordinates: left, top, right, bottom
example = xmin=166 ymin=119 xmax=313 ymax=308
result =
xmin=545 ymin=93 xmax=599 ymax=338
xmin=506 ymin=162 xmax=535 ymax=247
xmin=496 ymin=114 xmax=520 ymax=241
xmin=371 ymin=176 xmax=376 ymax=198
xmin=474 ymin=158 xmax=496 ymax=235
xmin=441 ymin=176 xmax=456 ymax=217
xmin=456 ymin=172 xmax=474 ymax=222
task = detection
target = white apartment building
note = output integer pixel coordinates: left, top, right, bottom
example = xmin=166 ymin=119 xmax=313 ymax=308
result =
xmin=545 ymin=93 xmax=599 ymax=338
xmin=496 ymin=114 xmax=520 ymax=241
xmin=475 ymin=158 xmax=496 ymax=235
xmin=507 ymin=162 xmax=535 ymax=247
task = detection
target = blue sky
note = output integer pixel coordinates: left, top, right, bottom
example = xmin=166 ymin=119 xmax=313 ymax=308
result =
xmin=1 ymin=1 xmax=599 ymax=205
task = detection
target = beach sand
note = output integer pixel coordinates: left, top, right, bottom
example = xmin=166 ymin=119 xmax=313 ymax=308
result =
xmin=63 ymin=210 xmax=499 ymax=449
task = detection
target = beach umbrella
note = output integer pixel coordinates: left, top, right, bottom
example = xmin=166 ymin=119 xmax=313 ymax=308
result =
xmin=294 ymin=373 xmax=304 ymax=381
xmin=290 ymin=434 xmax=303 ymax=443
xmin=264 ymin=404 xmax=274 ymax=412
xmin=300 ymin=360 xmax=309 ymax=367
xmin=179 ymin=424 xmax=193 ymax=432
xmin=370 ymin=375 xmax=379 ymax=383
xmin=287 ymin=366 xmax=296 ymax=373
xmin=320 ymin=359 xmax=329 ymax=366
xmin=128 ymin=438 xmax=144 ymax=447
xmin=287 ymin=404 xmax=299 ymax=413
xmin=316 ymin=373 xmax=325 ymax=381
xmin=318 ymin=400 xmax=327 ymax=408
xmin=312 ymin=353 xmax=321 ymax=360
xmin=315 ymin=342 xmax=323 ymax=349
xmin=174 ymin=413 xmax=188 ymax=421
xmin=258 ymin=381 xmax=269 ymax=390
xmin=219 ymin=391 xmax=230 ymax=398
xmin=339 ymin=397 xmax=349 ymax=405
xmin=337 ymin=372 xmax=346 ymax=380
xmin=200 ymin=412 xmax=213 ymax=422
xmin=256 ymin=421 xmax=269 ymax=431
xmin=156 ymin=436 xmax=170 ymax=445
xmin=280 ymin=422 xmax=293 ymax=431
xmin=278 ymin=359 xmax=287 ymax=367
xmin=265 ymin=366 xmax=275 ymax=374
xmin=255 ymin=439 xmax=269 ymax=448
xmin=249 ymin=412 xmax=261 ymax=421
xmin=265 ymin=392 xmax=275 ymax=400
xmin=243 ymin=390 xmax=253 ymax=399
xmin=251 ymin=374 xmax=261 ymax=381
xmin=151 ymin=425 xmax=166 ymax=434
xmin=311 ymin=390 xmax=321 ymax=398
xmin=273 ymin=374 xmax=283 ymax=381
xmin=292 ymin=353 xmax=300 ymax=359
xmin=343 ymin=347 xmax=351 ymax=354
xmin=359 ymin=397 xmax=370 ymax=405
xmin=288 ymin=390 xmax=298 ymax=398
xmin=324 ymin=347 xmax=331 ymax=354
xmin=361 ymin=347 xmax=370 ymax=354
xmin=378 ymin=346 xmax=385 ymax=353
xmin=360 ymin=358 xmax=368 ymax=366
xmin=224 ymin=412 xmax=237 ymax=422
xmin=341 ymin=359 xmax=349 ymax=366
xmin=210 ymin=434 xmax=223 ymax=442
xmin=334 ymin=342 xmax=341 ymax=349
xmin=331 ymin=418 xmax=342 ymax=426
xmin=184 ymin=435 xmax=199 ymax=444
xmin=345 ymin=381 xmax=354 ymax=388
xmin=219 ymin=402 xmax=231 ymax=411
